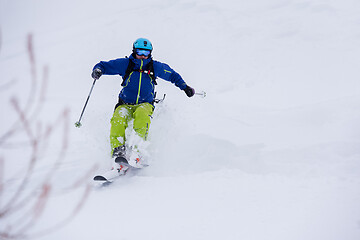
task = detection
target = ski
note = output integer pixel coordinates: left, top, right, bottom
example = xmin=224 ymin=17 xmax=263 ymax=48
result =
xmin=93 ymin=168 xmax=128 ymax=184
xmin=93 ymin=156 xmax=147 ymax=184
xmin=93 ymin=157 xmax=130 ymax=184
xmin=115 ymin=156 xmax=132 ymax=166
xmin=116 ymin=155 xmax=149 ymax=168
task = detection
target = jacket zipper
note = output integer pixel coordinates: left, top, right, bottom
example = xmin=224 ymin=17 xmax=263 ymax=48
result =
xmin=136 ymin=60 xmax=143 ymax=104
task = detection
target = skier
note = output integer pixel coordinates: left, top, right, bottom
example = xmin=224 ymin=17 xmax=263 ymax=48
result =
xmin=91 ymin=38 xmax=195 ymax=175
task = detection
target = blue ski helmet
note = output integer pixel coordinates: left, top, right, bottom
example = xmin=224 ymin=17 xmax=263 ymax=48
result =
xmin=133 ymin=38 xmax=153 ymax=51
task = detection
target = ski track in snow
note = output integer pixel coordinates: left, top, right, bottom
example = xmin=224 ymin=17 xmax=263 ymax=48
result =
xmin=1 ymin=0 xmax=360 ymax=239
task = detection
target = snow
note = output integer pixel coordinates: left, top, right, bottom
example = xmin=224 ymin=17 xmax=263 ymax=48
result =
xmin=1 ymin=0 xmax=360 ymax=239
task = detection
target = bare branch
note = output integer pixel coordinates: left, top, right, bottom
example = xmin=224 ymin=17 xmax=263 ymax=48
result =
xmin=0 ymin=79 xmax=17 ymax=92
xmin=0 ymin=33 xmax=95 ymax=239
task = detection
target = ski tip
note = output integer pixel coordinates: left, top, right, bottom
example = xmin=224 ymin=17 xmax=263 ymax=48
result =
xmin=93 ymin=175 xmax=108 ymax=181
xmin=115 ymin=156 xmax=129 ymax=165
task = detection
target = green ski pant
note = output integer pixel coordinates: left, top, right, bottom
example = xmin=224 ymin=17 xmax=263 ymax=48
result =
xmin=110 ymin=102 xmax=154 ymax=152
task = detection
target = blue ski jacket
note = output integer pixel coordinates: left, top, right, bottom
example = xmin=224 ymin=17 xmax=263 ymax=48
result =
xmin=93 ymin=54 xmax=187 ymax=105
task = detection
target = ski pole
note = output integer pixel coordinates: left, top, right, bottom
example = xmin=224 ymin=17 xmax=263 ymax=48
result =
xmin=75 ymin=78 xmax=97 ymax=128
xmin=195 ymin=91 xmax=206 ymax=98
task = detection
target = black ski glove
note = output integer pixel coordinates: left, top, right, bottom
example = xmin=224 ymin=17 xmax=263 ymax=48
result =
xmin=91 ymin=68 xmax=102 ymax=80
xmin=184 ymin=85 xmax=195 ymax=97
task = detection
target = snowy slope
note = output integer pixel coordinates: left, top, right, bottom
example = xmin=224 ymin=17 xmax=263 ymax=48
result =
xmin=1 ymin=0 xmax=360 ymax=239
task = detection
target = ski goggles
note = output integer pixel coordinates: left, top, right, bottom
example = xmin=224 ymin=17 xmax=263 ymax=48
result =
xmin=135 ymin=49 xmax=151 ymax=57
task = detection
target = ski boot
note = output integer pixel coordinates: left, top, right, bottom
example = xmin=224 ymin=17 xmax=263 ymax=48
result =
xmin=111 ymin=145 xmax=129 ymax=175
xmin=128 ymin=148 xmax=148 ymax=168
xmin=112 ymin=145 xmax=127 ymax=161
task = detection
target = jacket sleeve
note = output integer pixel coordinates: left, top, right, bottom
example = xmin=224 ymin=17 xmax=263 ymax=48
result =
xmin=153 ymin=60 xmax=187 ymax=90
xmin=93 ymin=58 xmax=129 ymax=76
